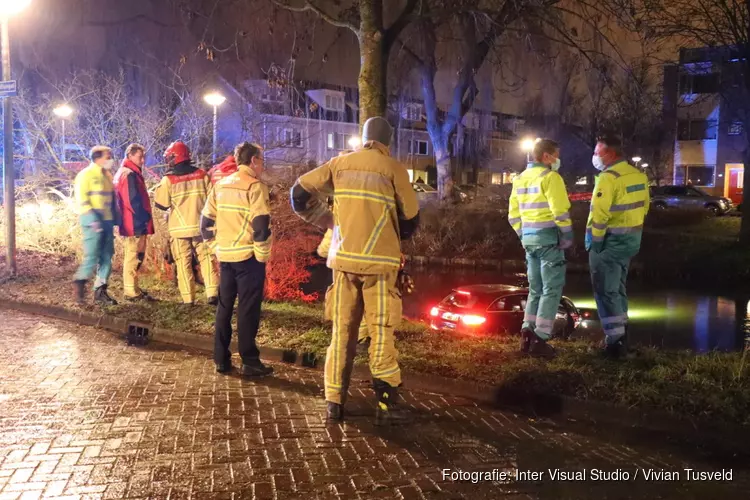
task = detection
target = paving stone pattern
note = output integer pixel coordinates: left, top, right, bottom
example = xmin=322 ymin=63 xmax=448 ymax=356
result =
xmin=0 ymin=310 xmax=747 ymax=499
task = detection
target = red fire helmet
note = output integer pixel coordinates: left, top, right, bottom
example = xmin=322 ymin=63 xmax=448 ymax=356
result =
xmin=164 ymin=141 xmax=191 ymax=166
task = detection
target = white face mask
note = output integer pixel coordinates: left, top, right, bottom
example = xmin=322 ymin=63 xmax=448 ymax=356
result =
xmin=100 ymin=158 xmax=114 ymax=170
xmin=592 ymin=155 xmax=606 ymax=171
xmin=551 ymin=158 xmax=561 ymax=171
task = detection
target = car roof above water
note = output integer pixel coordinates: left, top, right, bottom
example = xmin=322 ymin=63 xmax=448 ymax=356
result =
xmin=453 ymin=284 xmax=527 ymax=297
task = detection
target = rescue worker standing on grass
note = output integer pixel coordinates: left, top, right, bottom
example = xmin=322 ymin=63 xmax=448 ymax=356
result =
xmin=154 ymin=141 xmax=219 ymax=306
xmin=587 ymin=135 xmax=650 ymax=359
xmin=291 ymin=117 xmax=420 ymax=425
xmin=201 ymin=142 xmax=274 ymax=377
xmin=73 ymin=146 xmax=119 ymax=305
xmin=113 ymin=143 xmax=156 ymax=302
xmin=508 ymin=139 xmax=572 ymax=359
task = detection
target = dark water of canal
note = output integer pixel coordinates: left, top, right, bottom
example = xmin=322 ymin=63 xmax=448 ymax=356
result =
xmin=307 ymin=265 xmax=750 ymax=353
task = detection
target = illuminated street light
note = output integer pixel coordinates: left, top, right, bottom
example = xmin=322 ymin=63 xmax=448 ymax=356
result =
xmin=348 ymin=136 xmax=361 ymax=149
xmin=203 ymin=92 xmax=226 ymax=162
xmin=521 ymin=137 xmax=541 ymax=162
xmin=0 ymin=0 xmax=32 ymax=16
xmin=2 ymin=0 xmax=32 ymax=277
xmin=641 ymin=163 xmax=649 ymax=168
xmin=632 ymin=156 xmax=642 ymax=167
xmin=53 ymin=104 xmax=74 ymax=162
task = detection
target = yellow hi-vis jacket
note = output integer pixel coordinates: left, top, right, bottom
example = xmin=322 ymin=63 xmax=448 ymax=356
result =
xmin=154 ymin=166 xmax=210 ymax=238
xmin=508 ymin=163 xmax=572 ymax=247
xmin=586 ymin=160 xmax=650 ymax=254
xmin=74 ymin=163 xmax=116 ymax=222
xmin=200 ymin=165 xmax=273 ymax=263
xmin=291 ymin=141 xmax=420 ymax=275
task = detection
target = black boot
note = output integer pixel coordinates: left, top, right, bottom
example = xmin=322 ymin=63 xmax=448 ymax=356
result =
xmin=373 ymin=379 xmax=410 ymax=426
xmin=241 ymin=362 xmax=274 ymax=377
xmin=94 ymin=284 xmax=118 ymax=306
xmin=529 ymin=335 xmax=557 ymax=359
xmin=603 ymin=334 xmax=628 ymax=360
xmin=519 ymin=328 xmax=534 ymax=354
xmin=73 ymin=280 xmax=87 ymax=305
xmin=326 ymin=402 xmax=344 ymax=422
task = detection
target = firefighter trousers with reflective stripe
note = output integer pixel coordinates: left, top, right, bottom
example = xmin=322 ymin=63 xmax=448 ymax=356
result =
xmin=522 ymin=245 xmax=566 ymax=340
xmin=589 ymin=248 xmax=630 ymax=344
xmin=170 ymin=237 xmax=219 ymax=303
xmin=122 ymin=236 xmax=148 ymax=298
xmin=326 ymin=271 xmax=402 ymax=404
xmin=74 ymin=217 xmax=114 ymax=288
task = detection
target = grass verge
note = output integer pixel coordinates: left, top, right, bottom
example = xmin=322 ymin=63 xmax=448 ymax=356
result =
xmin=1 ymin=248 xmax=749 ymax=428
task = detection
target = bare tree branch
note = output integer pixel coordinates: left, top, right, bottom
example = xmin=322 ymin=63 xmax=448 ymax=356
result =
xmin=271 ymin=0 xmax=359 ymax=33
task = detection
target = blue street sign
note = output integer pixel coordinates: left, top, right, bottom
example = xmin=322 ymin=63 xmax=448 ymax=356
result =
xmin=0 ymin=80 xmax=18 ymax=98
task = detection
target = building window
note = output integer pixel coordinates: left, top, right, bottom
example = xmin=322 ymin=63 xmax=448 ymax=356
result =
xmin=675 ymin=165 xmax=716 ymax=187
xmin=677 ymin=119 xmax=718 ymax=140
xmin=327 ymin=132 xmax=351 ymax=150
xmin=729 ymin=121 xmax=744 ymax=136
xmin=325 ymin=94 xmax=344 ymax=111
xmin=402 ymin=105 xmax=422 ymax=121
xmin=491 ymin=116 xmax=498 ymax=130
xmin=490 ymin=140 xmax=506 ymax=160
xmin=408 ymin=140 xmax=429 ymax=156
xmin=491 ymin=173 xmax=503 ymax=185
xmin=279 ymin=128 xmax=302 ymax=148
xmin=679 ymin=73 xmax=720 ymax=94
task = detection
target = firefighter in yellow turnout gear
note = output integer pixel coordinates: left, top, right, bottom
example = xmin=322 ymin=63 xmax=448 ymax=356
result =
xmin=587 ymin=135 xmax=650 ymax=358
xmin=154 ymin=141 xmax=219 ymax=305
xmin=291 ymin=117 xmax=420 ymax=425
xmin=508 ymin=139 xmax=572 ymax=359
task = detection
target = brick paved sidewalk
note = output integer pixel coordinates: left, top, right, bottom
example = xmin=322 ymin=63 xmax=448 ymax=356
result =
xmin=0 ymin=310 xmax=746 ymax=499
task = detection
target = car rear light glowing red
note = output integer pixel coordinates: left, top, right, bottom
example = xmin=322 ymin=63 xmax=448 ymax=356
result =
xmin=430 ymin=307 xmax=439 ymax=317
xmin=584 ymin=311 xmax=590 ymax=318
xmin=461 ymin=314 xmax=486 ymax=326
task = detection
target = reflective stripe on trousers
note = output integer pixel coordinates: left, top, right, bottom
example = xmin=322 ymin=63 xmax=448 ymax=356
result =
xmin=171 ymin=237 xmax=219 ymax=303
xmin=589 ymin=248 xmax=631 ymax=344
xmin=522 ymin=245 xmax=566 ymax=340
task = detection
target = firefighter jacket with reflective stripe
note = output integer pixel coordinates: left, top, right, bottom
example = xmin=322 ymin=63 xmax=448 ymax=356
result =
xmin=291 ymin=141 xmax=420 ymax=275
xmin=508 ymin=163 xmax=572 ymax=247
xmin=586 ymin=160 xmax=650 ymax=255
xmin=74 ymin=163 xmax=117 ymax=222
xmin=154 ymin=163 xmax=210 ymax=238
xmin=318 ymin=228 xmax=333 ymax=258
xmin=201 ymin=165 xmax=272 ymax=263
xmin=113 ymin=160 xmax=154 ymax=237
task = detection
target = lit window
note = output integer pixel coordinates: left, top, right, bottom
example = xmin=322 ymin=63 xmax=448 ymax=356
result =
xmin=326 ymin=132 xmax=351 ymax=150
xmin=279 ymin=128 xmax=302 ymax=148
xmin=491 ymin=173 xmax=503 ymax=185
xmin=325 ymin=94 xmax=344 ymax=111
xmin=403 ymin=105 xmax=422 ymax=121
xmin=674 ymin=165 xmax=716 ymax=187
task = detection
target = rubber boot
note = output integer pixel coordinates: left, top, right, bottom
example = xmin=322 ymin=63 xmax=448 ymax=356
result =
xmin=373 ymin=379 xmax=410 ymax=426
xmin=94 ymin=284 xmax=118 ymax=306
xmin=519 ymin=328 xmax=534 ymax=354
xmin=529 ymin=335 xmax=556 ymax=359
xmin=326 ymin=402 xmax=344 ymax=423
xmin=604 ymin=334 xmax=628 ymax=360
xmin=73 ymin=280 xmax=87 ymax=305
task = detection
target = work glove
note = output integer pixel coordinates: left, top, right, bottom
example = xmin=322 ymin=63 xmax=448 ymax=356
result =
xmin=396 ymin=270 xmax=415 ymax=295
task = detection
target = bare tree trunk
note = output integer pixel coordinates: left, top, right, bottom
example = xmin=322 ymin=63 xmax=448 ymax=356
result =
xmin=358 ymin=28 xmax=387 ymax=125
xmin=740 ymin=148 xmax=750 ymax=245
xmin=433 ymin=136 xmax=453 ymax=200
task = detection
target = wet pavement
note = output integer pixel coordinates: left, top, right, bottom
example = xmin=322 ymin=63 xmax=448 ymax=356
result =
xmin=0 ymin=310 xmax=747 ymax=499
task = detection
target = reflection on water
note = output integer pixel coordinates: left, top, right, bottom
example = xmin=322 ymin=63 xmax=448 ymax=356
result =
xmin=401 ymin=267 xmax=749 ymax=353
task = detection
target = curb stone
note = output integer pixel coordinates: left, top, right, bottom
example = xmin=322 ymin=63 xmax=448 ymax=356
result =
xmin=1 ymin=297 xmax=748 ymax=456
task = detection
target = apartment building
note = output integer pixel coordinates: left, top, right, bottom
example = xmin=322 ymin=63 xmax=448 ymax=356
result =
xmin=663 ymin=47 xmax=746 ymax=204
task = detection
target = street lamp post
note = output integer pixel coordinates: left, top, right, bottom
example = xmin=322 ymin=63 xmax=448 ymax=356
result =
xmin=53 ymin=104 xmax=73 ymax=162
xmin=632 ymin=156 xmax=642 ymax=167
xmin=204 ymin=92 xmax=226 ymax=163
xmin=1 ymin=0 xmax=32 ymax=277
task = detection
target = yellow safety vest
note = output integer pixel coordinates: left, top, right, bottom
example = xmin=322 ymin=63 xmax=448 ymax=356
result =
xmin=508 ymin=163 xmax=572 ymax=247
xmin=587 ymin=160 xmax=650 ymax=252
xmin=74 ymin=163 xmax=116 ymax=221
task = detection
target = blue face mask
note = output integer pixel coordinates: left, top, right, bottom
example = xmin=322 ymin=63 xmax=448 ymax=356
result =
xmin=592 ymin=154 xmax=606 ymax=171
xmin=551 ymin=158 xmax=561 ymax=171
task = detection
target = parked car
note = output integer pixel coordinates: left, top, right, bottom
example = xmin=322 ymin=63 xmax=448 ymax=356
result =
xmin=651 ymin=185 xmax=733 ymax=215
xmin=568 ymin=184 xmax=594 ymax=203
xmin=428 ymin=284 xmax=594 ymax=339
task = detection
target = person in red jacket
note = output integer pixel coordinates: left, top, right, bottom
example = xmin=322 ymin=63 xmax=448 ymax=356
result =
xmin=113 ymin=143 xmax=156 ymax=301
xmin=208 ymin=154 xmax=238 ymax=185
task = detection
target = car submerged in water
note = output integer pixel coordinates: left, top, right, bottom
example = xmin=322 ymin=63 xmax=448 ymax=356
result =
xmin=428 ymin=284 xmax=601 ymax=338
